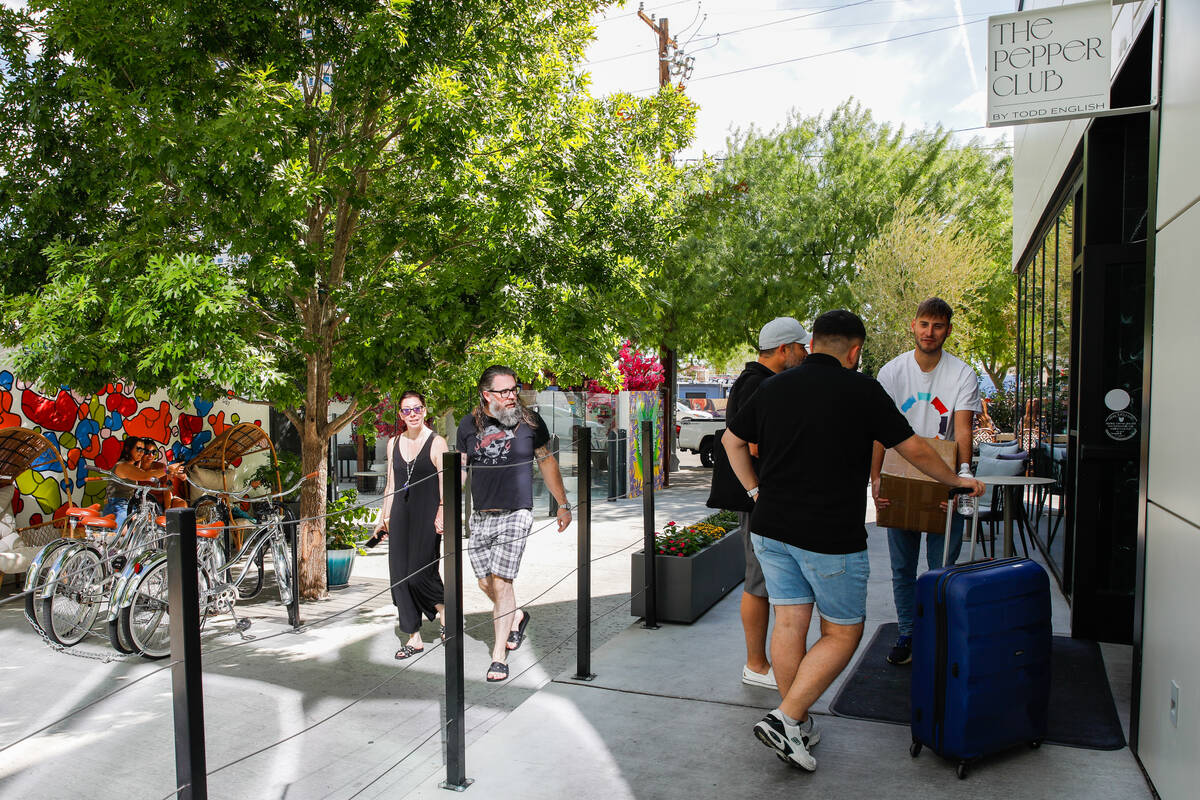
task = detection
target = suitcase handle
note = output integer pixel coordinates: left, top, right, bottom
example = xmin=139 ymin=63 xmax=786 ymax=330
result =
xmin=944 ymin=487 xmax=980 ymax=565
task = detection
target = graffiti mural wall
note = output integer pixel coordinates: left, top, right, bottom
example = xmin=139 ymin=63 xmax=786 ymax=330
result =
xmin=625 ymin=390 xmax=663 ymax=499
xmin=0 ymin=351 xmax=265 ymax=530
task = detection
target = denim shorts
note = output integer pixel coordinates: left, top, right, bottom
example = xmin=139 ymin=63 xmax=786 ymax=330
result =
xmin=751 ymin=534 xmax=870 ymax=625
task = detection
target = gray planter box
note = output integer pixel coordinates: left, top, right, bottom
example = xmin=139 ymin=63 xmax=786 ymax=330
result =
xmin=630 ymin=527 xmax=745 ymax=624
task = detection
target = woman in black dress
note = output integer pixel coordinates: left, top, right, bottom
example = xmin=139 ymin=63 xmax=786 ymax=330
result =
xmin=373 ymin=391 xmax=448 ymax=659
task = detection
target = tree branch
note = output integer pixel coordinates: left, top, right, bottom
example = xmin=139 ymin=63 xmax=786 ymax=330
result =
xmin=327 ymin=398 xmax=366 ymax=438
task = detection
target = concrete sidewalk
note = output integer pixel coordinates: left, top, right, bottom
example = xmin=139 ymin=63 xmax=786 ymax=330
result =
xmin=0 ymin=456 xmax=1152 ymax=799
xmin=397 ymin=463 xmax=1151 ymax=800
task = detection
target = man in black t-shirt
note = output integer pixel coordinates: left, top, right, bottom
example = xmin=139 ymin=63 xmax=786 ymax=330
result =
xmin=724 ymin=310 xmax=983 ymax=772
xmin=726 ymin=317 xmax=809 ymax=691
xmin=457 ymin=365 xmax=572 ymax=684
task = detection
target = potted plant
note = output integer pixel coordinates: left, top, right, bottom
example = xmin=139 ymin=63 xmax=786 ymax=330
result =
xmin=630 ymin=509 xmax=744 ymax=623
xmin=325 ymin=488 xmax=373 ymax=588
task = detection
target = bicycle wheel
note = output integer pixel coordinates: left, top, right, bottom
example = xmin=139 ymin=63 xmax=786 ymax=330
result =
xmin=107 ymin=615 xmax=136 ymax=654
xmin=41 ymin=547 xmax=104 ymax=647
xmin=24 ymin=539 xmax=71 ymax=635
xmin=121 ymin=560 xmax=172 ymax=658
xmin=237 ymin=539 xmax=267 ymax=599
xmin=272 ymin=526 xmax=294 ymax=607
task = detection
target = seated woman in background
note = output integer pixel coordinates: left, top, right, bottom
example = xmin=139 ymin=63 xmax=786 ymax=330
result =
xmin=140 ymin=438 xmax=190 ymax=510
xmin=973 ymin=398 xmax=999 ymax=444
xmin=1018 ymin=398 xmax=1044 ymax=451
xmin=102 ymin=437 xmax=184 ymax=528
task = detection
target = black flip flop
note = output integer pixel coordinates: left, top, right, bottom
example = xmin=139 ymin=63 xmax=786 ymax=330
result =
xmin=506 ymin=610 xmax=531 ymax=651
xmin=394 ymin=644 xmax=424 ymax=660
xmin=486 ymin=661 xmax=509 ymax=682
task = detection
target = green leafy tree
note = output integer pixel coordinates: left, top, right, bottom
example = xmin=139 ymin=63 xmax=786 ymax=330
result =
xmin=849 ymin=197 xmax=991 ymax=370
xmin=0 ymin=0 xmax=693 ymax=596
xmin=643 ymin=101 xmax=1012 ymax=369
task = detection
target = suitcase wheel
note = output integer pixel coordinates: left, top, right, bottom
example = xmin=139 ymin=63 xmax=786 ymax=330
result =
xmin=1030 ymin=738 xmax=1043 ymax=749
xmin=956 ymin=762 xmax=968 ymax=780
xmin=909 ymin=740 xmax=922 ymax=758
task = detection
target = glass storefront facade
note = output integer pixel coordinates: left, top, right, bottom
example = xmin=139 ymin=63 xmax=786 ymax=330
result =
xmin=1015 ymin=198 xmax=1075 ymax=586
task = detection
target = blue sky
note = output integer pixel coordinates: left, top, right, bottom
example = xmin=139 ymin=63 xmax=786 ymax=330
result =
xmin=582 ymin=0 xmax=1015 ymax=158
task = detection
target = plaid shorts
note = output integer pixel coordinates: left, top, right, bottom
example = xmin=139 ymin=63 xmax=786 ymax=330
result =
xmin=468 ymin=509 xmax=533 ymax=581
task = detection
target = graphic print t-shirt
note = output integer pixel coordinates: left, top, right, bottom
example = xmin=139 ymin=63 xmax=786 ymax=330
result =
xmin=457 ymin=410 xmax=551 ymax=511
xmin=875 ymin=350 xmax=982 ymax=441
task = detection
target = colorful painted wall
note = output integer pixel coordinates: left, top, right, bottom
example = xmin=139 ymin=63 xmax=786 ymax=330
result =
xmin=0 ymin=351 xmax=266 ymax=530
xmin=624 ymin=390 xmax=663 ymax=499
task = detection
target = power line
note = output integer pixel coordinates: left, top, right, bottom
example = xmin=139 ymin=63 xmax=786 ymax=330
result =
xmin=594 ymin=0 xmax=694 ymax=24
xmin=583 ymin=12 xmax=995 ymax=67
xmin=687 ymin=0 xmax=876 ymax=41
xmin=637 ymin=17 xmax=987 ymax=90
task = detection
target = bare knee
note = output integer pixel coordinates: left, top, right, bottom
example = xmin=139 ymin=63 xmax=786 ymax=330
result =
xmin=819 ymin=618 xmax=864 ymax=647
xmin=774 ymin=603 xmax=813 ymax=629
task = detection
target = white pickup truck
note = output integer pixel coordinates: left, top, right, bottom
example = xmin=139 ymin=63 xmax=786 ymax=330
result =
xmin=676 ymin=417 xmax=727 ymax=467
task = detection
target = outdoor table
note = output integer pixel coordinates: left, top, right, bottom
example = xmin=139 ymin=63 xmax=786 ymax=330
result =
xmin=977 ymin=475 xmax=1057 ymax=557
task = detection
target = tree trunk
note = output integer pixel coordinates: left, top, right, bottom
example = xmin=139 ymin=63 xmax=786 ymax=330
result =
xmin=298 ymin=417 xmax=330 ymax=600
xmin=355 ymin=432 xmax=366 ymax=492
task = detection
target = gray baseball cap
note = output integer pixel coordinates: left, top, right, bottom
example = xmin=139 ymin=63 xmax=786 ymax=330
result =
xmin=758 ymin=317 xmax=812 ymax=349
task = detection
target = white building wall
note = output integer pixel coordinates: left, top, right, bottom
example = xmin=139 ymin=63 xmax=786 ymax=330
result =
xmin=1010 ymin=3 xmax=1193 ymax=796
xmin=1140 ymin=0 xmax=1200 ymax=795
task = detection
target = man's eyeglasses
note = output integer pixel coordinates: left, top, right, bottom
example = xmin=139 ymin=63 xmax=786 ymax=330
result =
xmin=399 ymin=406 xmax=425 ymax=417
xmin=486 ymin=386 xmax=519 ymax=397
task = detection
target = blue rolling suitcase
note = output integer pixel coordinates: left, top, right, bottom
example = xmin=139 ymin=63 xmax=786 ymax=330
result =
xmin=909 ymin=489 xmax=1052 ymax=778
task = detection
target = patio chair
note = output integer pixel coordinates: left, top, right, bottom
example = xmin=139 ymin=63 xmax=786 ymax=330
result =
xmin=975 ymin=454 xmax=1032 ymax=558
xmin=978 ymin=439 xmax=1020 ymax=459
xmin=1033 ymin=442 xmax=1068 ymax=544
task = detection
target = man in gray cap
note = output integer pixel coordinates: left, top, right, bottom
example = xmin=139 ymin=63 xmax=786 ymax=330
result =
xmin=724 ymin=317 xmax=811 ymax=690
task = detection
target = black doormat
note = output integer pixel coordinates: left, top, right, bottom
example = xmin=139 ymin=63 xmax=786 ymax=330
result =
xmin=829 ymin=622 xmax=1127 ymax=750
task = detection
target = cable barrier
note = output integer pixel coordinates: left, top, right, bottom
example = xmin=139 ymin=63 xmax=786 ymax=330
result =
xmin=0 ymin=422 xmax=673 ymax=799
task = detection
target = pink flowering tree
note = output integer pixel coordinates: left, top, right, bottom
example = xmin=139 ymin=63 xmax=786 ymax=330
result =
xmin=617 ymin=341 xmax=665 ymax=391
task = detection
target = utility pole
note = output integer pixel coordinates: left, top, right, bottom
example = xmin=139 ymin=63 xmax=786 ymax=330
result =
xmin=637 ymin=6 xmax=674 ymax=90
xmin=637 ymin=4 xmax=678 ymax=488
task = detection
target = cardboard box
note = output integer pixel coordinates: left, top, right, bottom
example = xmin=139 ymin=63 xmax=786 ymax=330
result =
xmin=875 ymin=437 xmax=958 ymax=535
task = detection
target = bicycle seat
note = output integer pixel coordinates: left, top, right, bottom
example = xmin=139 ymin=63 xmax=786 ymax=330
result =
xmin=196 ymin=522 xmax=224 ymax=539
xmin=83 ymin=515 xmax=118 ymax=530
xmin=66 ymin=504 xmax=103 ymax=519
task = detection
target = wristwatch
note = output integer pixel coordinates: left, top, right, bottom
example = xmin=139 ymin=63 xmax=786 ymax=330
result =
xmin=747 ymin=487 xmax=759 ymax=499
xmin=558 ymin=501 xmax=572 ymax=512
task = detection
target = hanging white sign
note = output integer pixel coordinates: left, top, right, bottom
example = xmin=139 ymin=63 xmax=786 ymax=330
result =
xmin=987 ymin=1 xmax=1111 ymax=127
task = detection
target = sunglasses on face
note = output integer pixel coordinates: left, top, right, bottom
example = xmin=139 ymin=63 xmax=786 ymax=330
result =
xmin=486 ymin=387 xmax=519 ymax=397
xmin=399 ymin=406 xmax=425 ymax=417
xmin=132 ymin=446 xmax=146 ymax=454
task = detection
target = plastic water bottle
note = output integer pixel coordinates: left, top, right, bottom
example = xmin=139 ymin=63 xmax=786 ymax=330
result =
xmin=956 ymin=463 xmax=977 ymax=517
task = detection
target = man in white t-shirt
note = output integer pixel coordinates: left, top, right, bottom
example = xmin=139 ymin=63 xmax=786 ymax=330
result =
xmin=870 ymin=297 xmax=982 ymax=666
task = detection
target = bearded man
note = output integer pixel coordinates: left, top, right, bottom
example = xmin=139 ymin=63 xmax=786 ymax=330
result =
xmin=456 ymin=365 xmax=571 ymax=682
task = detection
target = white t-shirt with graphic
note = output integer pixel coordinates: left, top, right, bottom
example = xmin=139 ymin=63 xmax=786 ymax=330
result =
xmin=876 ymin=350 xmax=982 ymax=441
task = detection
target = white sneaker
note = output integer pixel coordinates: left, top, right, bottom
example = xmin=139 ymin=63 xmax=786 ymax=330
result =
xmin=753 ymin=709 xmax=819 ymax=771
xmin=742 ymin=665 xmax=777 ymax=689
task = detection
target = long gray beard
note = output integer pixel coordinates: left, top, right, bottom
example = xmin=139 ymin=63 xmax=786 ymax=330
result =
xmin=488 ymin=400 xmax=522 ymax=428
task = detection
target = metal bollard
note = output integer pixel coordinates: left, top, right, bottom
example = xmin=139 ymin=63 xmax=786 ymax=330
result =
xmin=288 ymin=508 xmax=301 ymax=629
xmin=166 ymin=508 xmax=208 ymax=800
xmin=440 ymin=451 xmax=472 ymax=791
xmin=606 ymin=430 xmax=618 ymax=501
xmin=641 ymin=420 xmax=659 ymax=630
xmin=547 ymin=434 xmax=560 ymax=516
xmin=617 ymin=428 xmax=628 ymax=500
xmin=575 ymin=428 xmax=596 ymax=680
